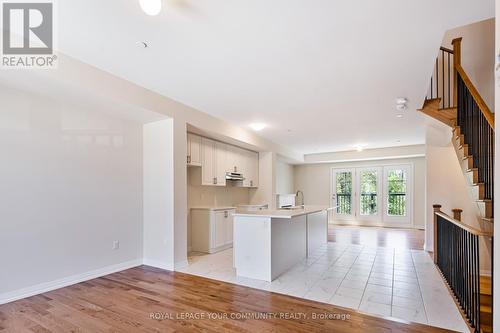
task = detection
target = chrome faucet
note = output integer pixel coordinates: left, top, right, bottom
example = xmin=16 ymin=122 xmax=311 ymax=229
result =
xmin=295 ymin=190 xmax=305 ymax=207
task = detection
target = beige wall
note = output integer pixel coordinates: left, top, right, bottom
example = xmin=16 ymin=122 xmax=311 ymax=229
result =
xmin=443 ymin=18 xmax=495 ymax=111
xmin=294 ymin=157 xmax=426 ymax=229
xmin=275 ymin=159 xmax=295 ymax=195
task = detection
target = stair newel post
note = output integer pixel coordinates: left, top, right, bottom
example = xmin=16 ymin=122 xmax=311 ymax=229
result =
xmin=433 ymin=204 xmax=442 ymax=264
xmin=451 ymin=37 xmax=462 ymax=108
xmin=452 ymin=208 xmax=463 ymax=221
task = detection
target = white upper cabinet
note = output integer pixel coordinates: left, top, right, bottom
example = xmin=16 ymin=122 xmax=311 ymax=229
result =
xmin=201 ymin=137 xmax=217 ymax=185
xmin=189 ymin=133 xmax=258 ymax=188
xmin=214 ymin=141 xmax=227 ymax=186
xmin=187 ymin=133 xmax=202 ymax=166
xmin=199 ymin=137 xmax=227 ymax=186
xmin=241 ymin=150 xmax=259 ymax=188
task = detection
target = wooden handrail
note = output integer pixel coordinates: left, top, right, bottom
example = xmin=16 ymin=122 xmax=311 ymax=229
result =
xmin=455 ymin=65 xmax=495 ymax=129
xmin=435 ymin=211 xmax=493 ymax=237
xmin=439 ymin=46 xmax=453 ymax=54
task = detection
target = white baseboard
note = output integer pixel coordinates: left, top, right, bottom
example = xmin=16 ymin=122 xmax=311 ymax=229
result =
xmin=142 ymin=258 xmax=174 ymax=271
xmin=0 ymin=259 xmax=142 ymax=305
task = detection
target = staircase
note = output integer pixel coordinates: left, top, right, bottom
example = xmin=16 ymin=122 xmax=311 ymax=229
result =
xmin=421 ymin=38 xmax=494 ymax=333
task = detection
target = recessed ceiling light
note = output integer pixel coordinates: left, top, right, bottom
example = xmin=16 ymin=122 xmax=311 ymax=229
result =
xmin=139 ymin=0 xmax=162 ymax=16
xmin=396 ymin=114 xmax=403 ymax=118
xmin=249 ymin=123 xmax=267 ymax=131
xmin=396 ymin=104 xmax=407 ymax=112
xmin=136 ymin=41 xmax=149 ymax=48
xmin=396 ymin=97 xmax=408 ymax=105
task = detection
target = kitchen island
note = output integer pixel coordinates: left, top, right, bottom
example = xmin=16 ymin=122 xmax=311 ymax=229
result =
xmin=232 ymin=206 xmax=329 ymax=282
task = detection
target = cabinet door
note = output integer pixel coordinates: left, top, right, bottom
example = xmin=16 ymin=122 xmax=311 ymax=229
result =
xmin=214 ymin=211 xmax=226 ymax=248
xmin=249 ymin=151 xmax=259 ymax=188
xmin=225 ymin=145 xmax=237 ymax=173
xmin=188 ymin=133 xmax=201 ymax=166
xmin=201 ymin=138 xmax=216 ymax=185
xmin=186 ymin=134 xmax=192 ymax=164
xmin=239 ymin=149 xmax=250 ymax=187
xmin=225 ymin=210 xmax=234 ymax=244
xmin=215 ymin=142 xmax=227 ymax=186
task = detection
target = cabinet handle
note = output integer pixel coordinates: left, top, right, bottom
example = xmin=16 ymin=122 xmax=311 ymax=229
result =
xmin=234 ymin=166 xmax=237 ymax=172
xmin=213 ymin=177 xmax=217 ymax=184
xmin=250 ymin=180 xmax=253 ymax=187
xmin=187 ymin=155 xmax=191 ymax=164
xmin=224 ymin=211 xmax=228 ymax=218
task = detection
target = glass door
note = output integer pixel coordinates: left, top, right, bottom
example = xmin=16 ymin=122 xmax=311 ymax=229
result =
xmin=356 ymin=167 xmax=382 ymax=222
xmin=383 ymin=165 xmax=411 ymax=225
xmin=331 ymin=168 xmax=355 ymax=220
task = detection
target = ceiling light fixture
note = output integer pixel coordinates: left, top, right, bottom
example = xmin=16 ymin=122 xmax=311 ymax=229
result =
xmin=249 ymin=123 xmax=267 ymax=131
xmin=139 ymin=0 xmax=162 ymax=16
xmin=396 ymin=97 xmax=408 ymax=105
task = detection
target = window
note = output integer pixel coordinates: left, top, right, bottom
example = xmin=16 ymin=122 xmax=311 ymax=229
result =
xmin=387 ymin=169 xmax=407 ymax=216
xmin=359 ymin=170 xmax=378 ymax=216
xmin=336 ymin=171 xmax=352 ymax=215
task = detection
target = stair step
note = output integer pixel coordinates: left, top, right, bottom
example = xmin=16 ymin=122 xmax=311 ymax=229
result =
xmin=480 ymin=307 xmax=493 ymax=327
xmin=480 ymin=276 xmax=492 ymax=295
xmin=458 ymin=144 xmax=469 ymax=156
xmin=476 ymin=200 xmax=493 ymax=218
xmin=481 ymin=217 xmax=494 ymax=224
xmin=418 ymin=99 xmax=456 ymax=127
xmin=461 ymin=155 xmax=474 ymax=170
xmin=466 ymin=168 xmax=479 ymax=184
xmin=481 ymin=325 xmax=493 ymax=333
xmin=470 ymin=183 xmax=485 ymax=201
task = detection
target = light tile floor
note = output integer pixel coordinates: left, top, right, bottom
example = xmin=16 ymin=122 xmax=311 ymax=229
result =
xmin=177 ymin=243 xmax=469 ymax=332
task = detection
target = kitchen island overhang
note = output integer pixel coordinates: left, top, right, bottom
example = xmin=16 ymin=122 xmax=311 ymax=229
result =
xmin=232 ymin=206 xmax=330 ymax=282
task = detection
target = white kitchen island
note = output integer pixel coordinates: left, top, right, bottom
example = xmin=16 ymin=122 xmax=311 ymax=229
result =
xmin=233 ymin=206 xmax=329 ymax=282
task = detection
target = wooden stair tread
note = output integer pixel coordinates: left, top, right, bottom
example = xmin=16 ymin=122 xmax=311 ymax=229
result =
xmin=418 ymin=98 xmax=456 ymax=127
xmin=480 ymin=304 xmax=492 ymax=313
xmin=476 ymin=199 xmax=492 ymax=203
xmin=480 ymin=276 xmax=492 ymax=295
xmin=481 ymin=325 xmax=493 ymax=333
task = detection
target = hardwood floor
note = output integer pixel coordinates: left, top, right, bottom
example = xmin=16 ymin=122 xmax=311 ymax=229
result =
xmin=328 ymin=225 xmax=425 ymax=250
xmin=0 ymin=266 xmax=453 ymax=333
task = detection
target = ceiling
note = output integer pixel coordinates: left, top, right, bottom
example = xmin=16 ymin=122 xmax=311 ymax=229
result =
xmin=56 ymin=0 xmax=494 ymax=154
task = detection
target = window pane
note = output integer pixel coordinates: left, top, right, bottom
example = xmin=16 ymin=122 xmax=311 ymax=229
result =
xmin=387 ymin=169 xmax=407 ymax=216
xmin=360 ymin=170 xmax=377 ymax=215
xmin=336 ymin=172 xmax=352 ymax=215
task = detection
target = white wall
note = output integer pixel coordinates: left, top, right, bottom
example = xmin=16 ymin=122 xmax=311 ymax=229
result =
xmin=143 ymin=119 xmax=175 ymax=269
xmin=0 ymin=86 xmax=144 ymax=303
xmin=294 ymin=156 xmax=426 ymax=229
xmin=443 ymin=18 xmax=495 ymax=111
xmin=275 ymin=159 xmax=295 ymax=195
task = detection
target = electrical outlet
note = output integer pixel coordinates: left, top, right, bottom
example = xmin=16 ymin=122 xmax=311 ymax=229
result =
xmin=112 ymin=240 xmax=120 ymax=250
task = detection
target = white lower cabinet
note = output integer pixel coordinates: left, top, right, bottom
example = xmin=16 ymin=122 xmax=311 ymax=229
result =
xmin=191 ymin=208 xmax=235 ymax=253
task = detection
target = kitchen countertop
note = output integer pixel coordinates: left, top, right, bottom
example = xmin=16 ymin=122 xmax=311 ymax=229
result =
xmin=233 ymin=205 xmax=332 ymax=219
xmin=191 ymin=206 xmax=236 ymax=211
